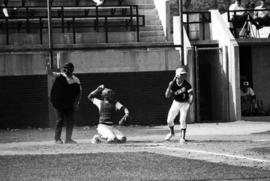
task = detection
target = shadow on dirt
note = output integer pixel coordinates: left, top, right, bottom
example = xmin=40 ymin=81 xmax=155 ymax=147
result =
xmin=252 ymin=130 xmax=270 ymax=135
xmin=248 ymin=147 xmax=270 ymax=154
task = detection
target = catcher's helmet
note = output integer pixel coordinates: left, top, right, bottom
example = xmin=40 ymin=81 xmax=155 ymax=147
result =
xmin=102 ymin=88 xmax=115 ymax=101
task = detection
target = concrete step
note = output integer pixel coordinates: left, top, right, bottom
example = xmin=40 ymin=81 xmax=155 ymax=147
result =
xmin=140 ymin=30 xmax=164 ymax=37
xmin=137 ymin=4 xmax=156 ymax=9
xmin=140 ymin=36 xmax=166 ymax=42
xmin=144 ymin=17 xmax=161 ymax=26
xmin=139 ymin=9 xmax=158 ymax=16
xmin=124 ymin=0 xmax=154 ymax=5
xmin=140 ymin=25 xmax=163 ymax=31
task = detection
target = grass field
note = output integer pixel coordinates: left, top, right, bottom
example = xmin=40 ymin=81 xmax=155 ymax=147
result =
xmin=1 ymin=152 xmax=270 ymax=181
xmin=1 ymin=122 xmax=270 ymax=181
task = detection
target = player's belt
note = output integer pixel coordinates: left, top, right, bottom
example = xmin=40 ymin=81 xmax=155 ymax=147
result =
xmin=99 ymin=122 xmax=113 ymax=126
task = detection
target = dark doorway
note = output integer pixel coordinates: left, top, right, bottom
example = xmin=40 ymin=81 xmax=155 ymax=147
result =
xmin=239 ymin=46 xmax=253 ymax=86
xmin=195 ymin=47 xmax=227 ymax=122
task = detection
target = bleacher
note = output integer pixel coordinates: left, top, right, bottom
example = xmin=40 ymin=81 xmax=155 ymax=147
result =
xmin=226 ymin=9 xmax=270 ymax=38
xmin=0 ymin=0 xmax=145 ymax=45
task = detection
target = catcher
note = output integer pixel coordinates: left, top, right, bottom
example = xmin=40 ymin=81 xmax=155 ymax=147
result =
xmin=88 ymin=85 xmax=130 ymax=144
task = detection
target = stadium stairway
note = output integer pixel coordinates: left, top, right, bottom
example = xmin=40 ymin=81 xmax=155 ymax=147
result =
xmin=125 ymin=0 xmax=166 ymax=42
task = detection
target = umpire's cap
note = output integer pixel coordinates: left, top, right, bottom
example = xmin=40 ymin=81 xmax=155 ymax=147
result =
xmin=175 ymin=67 xmax=187 ymax=77
xmin=63 ymin=62 xmax=74 ymax=72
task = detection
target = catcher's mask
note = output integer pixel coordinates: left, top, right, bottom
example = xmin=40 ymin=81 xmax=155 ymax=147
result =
xmin=102 ymin=88 xmax=115 ymax=101
xmin=63 ymin=62 xmax=74 ymax=75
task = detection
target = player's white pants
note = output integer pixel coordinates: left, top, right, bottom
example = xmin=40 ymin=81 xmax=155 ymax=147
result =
xmin=167 ymin=100 xmax=190 ymax=129
xmin=97 ymin=124 xmax=125 ymax=142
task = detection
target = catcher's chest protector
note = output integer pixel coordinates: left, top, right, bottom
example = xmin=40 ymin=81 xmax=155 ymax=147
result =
xmin=99 ymin=101 xmax=116 ymax=123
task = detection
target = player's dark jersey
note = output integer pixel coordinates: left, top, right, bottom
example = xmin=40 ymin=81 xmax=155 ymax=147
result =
xmin=171 ymin=79 xmax=193 ymax=103
xmin=50 ymin=74 xmax=80 ymax=110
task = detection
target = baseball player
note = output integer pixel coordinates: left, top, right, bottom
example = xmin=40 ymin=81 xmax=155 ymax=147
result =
xmin=88 ymin=85 xmax=130 ymax=144
xmin=164 ymin=67 xmax=194 ymax=144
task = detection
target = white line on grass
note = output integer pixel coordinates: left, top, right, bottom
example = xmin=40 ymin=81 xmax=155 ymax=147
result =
xmin=158 ymin=146 xmax=270 ymax=163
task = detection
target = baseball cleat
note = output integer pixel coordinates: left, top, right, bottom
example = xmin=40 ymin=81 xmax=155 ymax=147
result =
xmin=164 ymin=133 xmax=174 ymax=141
xmin=65 ymin=139 xmax=77 ymax=144
xmin=92 ymin=134 xmax=102 ymax=144
xmin=180 ymin=138 xmax=186 ymax=145
xmin=55 ymin=139 xmax=63 ymax=144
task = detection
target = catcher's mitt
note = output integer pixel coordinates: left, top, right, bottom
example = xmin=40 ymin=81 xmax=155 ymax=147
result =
xmin=119 ymin=114 xmax=131 ymax=126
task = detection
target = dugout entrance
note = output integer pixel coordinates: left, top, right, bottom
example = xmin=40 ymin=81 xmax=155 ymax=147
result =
xmin=193 ymin=45 xmax=229 ymax=122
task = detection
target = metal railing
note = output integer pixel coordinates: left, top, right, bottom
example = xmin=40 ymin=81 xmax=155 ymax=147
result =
xmin=0 ymin=5 xmax=145 ymax=44
xmin=183 ymin=11 xmax=211 ymax=41
xmin=227 ymin=9 xmax=270 ymax=22
xmin=2 ymin=0 xmax=124 ymax=7
xmin=227 ymin=9 xmax=270 ymax=38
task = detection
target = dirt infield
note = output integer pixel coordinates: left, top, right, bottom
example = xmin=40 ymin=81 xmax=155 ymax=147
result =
xmin=1 ymin=121 xmax=270 ymax=171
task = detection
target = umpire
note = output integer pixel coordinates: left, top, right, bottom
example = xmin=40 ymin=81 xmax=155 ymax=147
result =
xmin=47 ymin=62 xmax=82 ymax=144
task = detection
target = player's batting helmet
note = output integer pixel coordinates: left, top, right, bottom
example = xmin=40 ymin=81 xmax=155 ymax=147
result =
xmin=175 ymin=67 xmax=187 ymax=77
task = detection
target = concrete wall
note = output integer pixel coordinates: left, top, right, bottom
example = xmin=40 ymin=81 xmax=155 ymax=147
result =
xmin=252 ymin=45 xmax=270 ymax=115
xmin=56 ymin=49 xmax=180 ymax=73
xmin=210 ymin=10 xmax=240 ymax=121
xmin=0 ymin=53 xmax=47 ymax=76
xmin=0 ymin=49 xmax=180 ymax=76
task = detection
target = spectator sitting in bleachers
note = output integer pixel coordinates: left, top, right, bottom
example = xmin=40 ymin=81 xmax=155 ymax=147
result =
xmin=241 ymin=81 xmax=257 ymax=116
xmin=92 ymin=0 xmax=105 ymax=6
xmin=253 ymin=0 xmax=270 ymax=26
xmin=229 ymin=0 xmax=261 ymax=37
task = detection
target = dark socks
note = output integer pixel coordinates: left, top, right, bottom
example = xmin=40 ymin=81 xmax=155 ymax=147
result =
xmin=169 ymin=126 xmax=175 ymax=135
xmin=181 ymin=129 xmax=186 ymax=139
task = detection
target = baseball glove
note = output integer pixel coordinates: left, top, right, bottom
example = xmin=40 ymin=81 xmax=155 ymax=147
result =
xmin=119 ymin=114 xmax=131 ymax=126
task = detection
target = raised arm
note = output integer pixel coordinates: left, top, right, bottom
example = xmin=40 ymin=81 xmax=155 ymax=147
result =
xmin=87 ymin=84 xmax=105 ymax=102
xmin=46 ymin=62 xmax=59 ymax=77
xmin=165 ymin=77 xmax=175 ymax=99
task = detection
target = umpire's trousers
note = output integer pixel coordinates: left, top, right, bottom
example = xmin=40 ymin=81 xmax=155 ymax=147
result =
xmin=54 ymin=107 xmax=75 ymax=141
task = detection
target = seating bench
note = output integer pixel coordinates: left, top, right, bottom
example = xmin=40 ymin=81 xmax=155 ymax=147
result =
xmin=0 ymin=15 xmax=145 ymax=44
